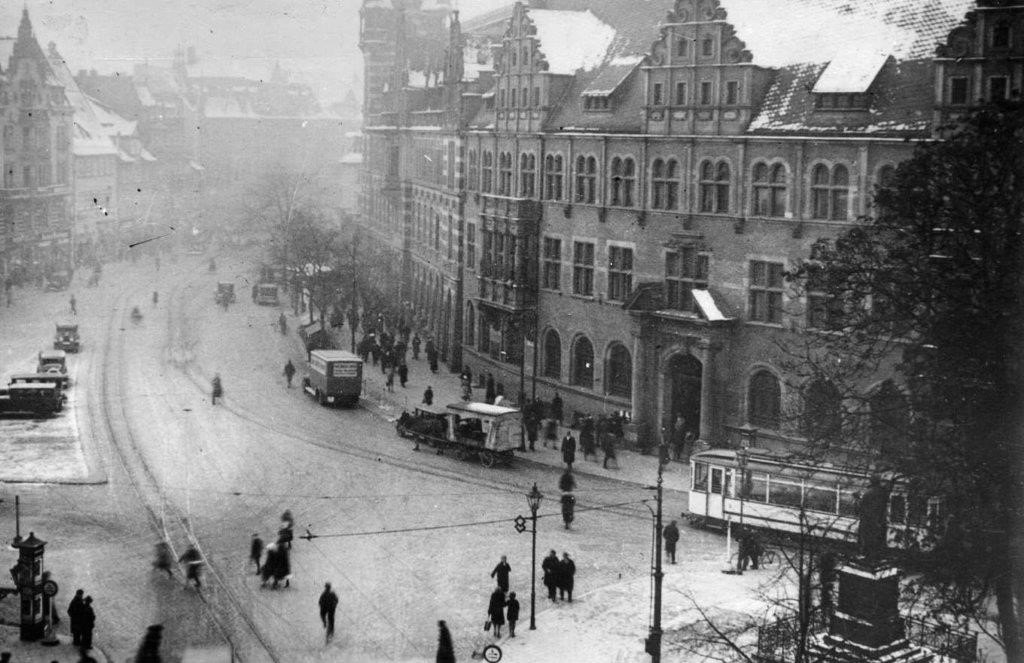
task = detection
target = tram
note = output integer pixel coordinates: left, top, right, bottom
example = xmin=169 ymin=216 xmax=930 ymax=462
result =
xmin=688 ymin=448 xmax=941 ymax=549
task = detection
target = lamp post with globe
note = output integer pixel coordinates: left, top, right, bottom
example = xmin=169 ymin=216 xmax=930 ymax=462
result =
xmin=514 ymin=482 xmax=543 ymax=630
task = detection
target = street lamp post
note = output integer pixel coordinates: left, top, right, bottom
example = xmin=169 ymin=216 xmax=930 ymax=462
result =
xmin=515 ymin=483 xmax=544 ymax=630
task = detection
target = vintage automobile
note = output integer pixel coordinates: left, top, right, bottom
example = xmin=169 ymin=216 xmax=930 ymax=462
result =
xmin=36 ymin=350 xmax=70 ymax=388
xmin=0 ymin=382 xmax=64 ymax=416
xmin=255 ymin=283 xmax=280 ymax=306
xmin=303 ymin=349 xmax=363 ymax=406
xmin=44 ymin=270 xmax=72 ymax=292
xmin=215 ymin=282 xmax=236 ymax=305
xmin=8 ymin=374 xmax=66 ymax=406
xmin=396 ymin=401 xmax=522 ymax=467
xmin=53 ymin=323 xmax=81 ymax=352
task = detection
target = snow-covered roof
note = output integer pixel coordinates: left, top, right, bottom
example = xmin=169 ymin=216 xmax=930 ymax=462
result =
xmin=812 ymin=50 xmax=890 ymax=94
xmin=582 ymin=55 xmax=642 ymax=96
xmin=528 ymin=9 xmax=616 ymax=75
xmin=716 ymin=0 xmax=976 ymax=68
xmin=692 ymin=289 xmax=731 ymax=322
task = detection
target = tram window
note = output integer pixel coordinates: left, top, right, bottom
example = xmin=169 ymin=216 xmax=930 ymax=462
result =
xmin=724 ymin=470 xmax=733 ymax=497
xmin=693 ymin=462 xmax=709 ymax=492
xmin=711 ymin=468 xmax=724 ymax=494
xmin=889 ymin=494 xmax=907 ymax=524
xmin=838 ymin=490 xmax=858 ymax=517
xmin=804 ymin=484 xmax=838 ymax=514
xmin=906 ymin=495 xmax=928 ymax=526
xmin=748 ymin=473 xmax=768 ymax=502
xmin=768 ymin=479 xmax=802 ymax=508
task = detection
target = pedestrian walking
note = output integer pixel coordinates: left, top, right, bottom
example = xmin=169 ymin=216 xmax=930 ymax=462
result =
xmin=737 ymin=527 xmax=761 ymax=573
xmin=672 ymin=415 xmax=687 ymax=461
xmin=490 ymin=555 xmax=511 ymax=593
xmin=153 ymin=541 xmax=174 ymax=578
xmin=525 ymin=412 xmax=539 ymax=451
xmin=462 ymin=364 xmax=473 ymax=386
xmin=283 ymin=360 xmax=296 ymax=388
xmin=319 ymin=582 xmax=339 ymax=642
xmin=436 ymin=620 xmax=455 ymax=663
xmin=551 ymin=392 xmax=564 ymax=424
xmin=422 ymin=385 xmax=434 ymax=406
xmin=561 ymin=432 xmax=576 ymax=470
xmin=134 ymin=624 xmax=163 ymax=663
xmin=542 ymin=550 xmax=559 ymax=601
xmin=580 ymin=418 xmax=597 ymax=461
xmin=544 ymin=418 xmax=558 ymax=448
xmin=249 ymin=533 xmax=263 ymax=574
xmin=68 ymin=589 xmax=85 ymax=646
xmin=663 ymin=520 xmax=680 ymax=564
xmin=412 ymin=334 xmax=422 ymax=360
xmin=398 ymin=363 xmax=409 ymax=388
xmin=487 ymin=586 xmax=506 ymax=637
xmin=386 ymin=365 xmax=396 ymax=392
xmin=179 ymin=546 xmax=203 ymax=588
xmin=211 ymin=374 xmax=223 ymax=405
xmin=602 ymin=431 xmax=618 ymax=470
xmin=70 ymin=294 xmax=78 ymax=316
xmin=560 ymin=492 xmax=576 ymax=530
xmin=80 ymin=596 xmax=96 ymax=649
xmin=506 ymin=592 xmax=520 ymax=638
xmin=484 ymin=373 xmax=496 ymax=404
xmin=558 ymin=553 xmax=576 ymax=602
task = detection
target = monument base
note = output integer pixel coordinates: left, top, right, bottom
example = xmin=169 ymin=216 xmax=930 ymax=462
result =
xmin=808 ymin=634 xmax=934 ymax=663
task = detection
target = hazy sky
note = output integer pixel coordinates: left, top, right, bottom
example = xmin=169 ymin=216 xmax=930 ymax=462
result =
xmin=7 ymin=0 xmax=510 ymax=103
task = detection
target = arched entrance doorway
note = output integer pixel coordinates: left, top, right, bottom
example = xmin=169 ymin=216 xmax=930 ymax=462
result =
xmin=664 ymin=353 xmax=702 ymax=439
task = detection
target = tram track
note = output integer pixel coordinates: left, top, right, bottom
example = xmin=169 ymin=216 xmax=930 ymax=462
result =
xmin=96 ymin=271 xmax=281 ymax=663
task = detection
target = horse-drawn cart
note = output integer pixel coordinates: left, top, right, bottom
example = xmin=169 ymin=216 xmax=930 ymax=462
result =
xmin=396 ymin=402 xmax=521 ymax=467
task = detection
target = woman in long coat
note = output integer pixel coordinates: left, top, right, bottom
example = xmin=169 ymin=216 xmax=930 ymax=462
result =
xmin=487 ymin=586 xmax=506 ymax=637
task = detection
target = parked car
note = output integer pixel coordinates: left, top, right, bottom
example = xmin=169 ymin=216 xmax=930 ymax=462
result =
xmin=53 ymin=323 xmax=81 ymax=352
xmin=302 ymin=349 xmax=363 ymax=406
xmin=0 ymin=383 xmax=64 ymax=416
xmin=36 ymin=350 xmax=70 ymax=388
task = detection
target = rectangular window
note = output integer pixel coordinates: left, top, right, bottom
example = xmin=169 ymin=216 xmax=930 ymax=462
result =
xmin=700 ymin=81 xmax=712 ymax=105
xmin=675 ymin=38 xmax=688 ymax=57
xmin=542 ymin=237 xmax=561 ymax=290
xmin=692 ymin=462 xmax=709 ymax=492
xmin=22 ymin=165 xmax=31 ymax=187
xmin=607 ymin=246 xmax=633 ymax=302
xmin=665 ymin=248 xmax=709 ymax=312
xmin=572 ymin=241 xmax=594 ymax=296
xmin=768 ymin=479 xmax=803 ymax=509
xmin=726 ymin=80 xmax=739 ymax=105
xmin=748 ymin=472 xmax=769 ymax=503
xmin=804 ymin=484 xmax=839 ymax=514
xmin=990 ymin=76 xmax=1008 ymax=102
xmin=748 ymin=260 xmax=784 ymax=324
xmin=510 ymin=89 xmax=516 ymax=107
xmin=499 ymin=89 xmax=506 ymax=107
xmin=949 ymin=77 xmax=969 ymax=105
xmin=534 ymin=86 xmax=541 ymax=106
xmin=466 ymin=223 xmax=476 ymax=269
xmin=652 ymin=82 xmax=664 ymax=106
xmin=675 ymin=81 xmax=687 ymax=105
xmin=522 ymin=88 xmax=529 ymax=108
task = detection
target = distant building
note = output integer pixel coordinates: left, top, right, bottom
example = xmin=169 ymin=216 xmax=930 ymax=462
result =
xmin=360 ymin=0 xmax=1022 ymax=452
xmin=0 ymin=9 xmax=74 ymax=275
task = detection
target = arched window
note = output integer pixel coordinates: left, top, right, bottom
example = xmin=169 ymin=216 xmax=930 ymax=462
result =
xmin=575 ymin=155 xmax=596 ymax=204
xmin=498 ymin=152 xmax=513 ymax=195
xmin=542 ymin=328 xmax=561 ymax=379
xmin=465 ymin=303 xmax=476 ymax=346
xmin=610 ymin=157 xmax=635 ymax=207
xmin=481 ymin=151 xmax=493 ymax=193
xmin=873 ymin=164 xmax=896 ymax=215
xmin=752 ymin=162 xmax=786 ymax=217
xmin=544 ymin=154 xmax=563 ymax=200
xmin=748 ymin=370 xmax=781 ymax=429
xmin=519 ymin=153 xmax=536 ymax=197
xmin=811 ymin=163 xmax=850 ymax=220
xmin=571 ymin=336 xmax=594 ymax=388
xmin=803 ymin=378 xmax=842 ymax=441
xmin=652 ymin=158 xmax=679 ymax=210
xmin=605 ymin=343 xmax=632 ymax=398
xmin=699 ymin=160 xmax=730 ymax=213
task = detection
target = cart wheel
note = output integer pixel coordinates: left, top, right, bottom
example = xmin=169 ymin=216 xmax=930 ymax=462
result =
xmin=480 ymin=450 xmax=496 ymax=468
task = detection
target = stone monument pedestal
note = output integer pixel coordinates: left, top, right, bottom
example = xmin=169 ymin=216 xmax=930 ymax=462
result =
xmin=808 ymin=558 xmax=933 ymax=662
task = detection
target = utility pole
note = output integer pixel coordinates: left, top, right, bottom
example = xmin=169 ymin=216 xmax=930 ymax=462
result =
xmin=645 ymin=443 xmax=668 ymax=662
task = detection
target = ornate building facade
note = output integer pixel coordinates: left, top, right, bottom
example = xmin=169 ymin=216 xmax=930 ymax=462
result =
xmin=360 ymin=0 xmax=1022 ymax=451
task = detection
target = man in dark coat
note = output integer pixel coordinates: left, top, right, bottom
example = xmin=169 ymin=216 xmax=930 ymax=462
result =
xmin=398 ymin=363 xmax=409 ymax=388
xmin=423 ymin=386 xmax=434 ymax=406
xmin=551 ymin=392 xmax=564 ymax=423
xmin=560 ymin=492 xmax=576 ymax=530
xmin=561 ymin=432 xmax=576 ymax=470
xmin=542 ymin=550 xmax=559 ymax=601
xmin=134 ymin=624 xmax=163 ymax=663
xmin=558 ymin=552 xmax=576 ymax=602
xmin=663 ymin=520 xmax=680 ymax=564
xmin=319 ymin=582 xmax=339 ymax=642
xmin=179 ymin=546 xmax=203 ymax=588
xmin=250 ymin=533 xmax=263 ymax=574
xmin=485 ymin=373 xmax=496 ymax=404
xmin=80 ymin=596 xmax=96 ymax=649
xmin=580 ymin=418 xmax=596 ymax=461
xmin=436 ymin=620 xmax=455 ymax=663
xmin=544 ymin=418 xmax=558 ymax=448
xmin=68 ymin=589 xmax=85 ymax=646
xmin=487 ymin=586 xmax=506 ymax=638
xmin=524 ymin=412 xmax=539 ymax=451
xmin=506 ymin=591 xmax=521 ymax=638
xmin=490 ymin=555 xmax=511 ymax=593
xmin=412 ymin=334 xmax=422 ymax=360
xmin=283 ymin=360 xmax=296 ymax=388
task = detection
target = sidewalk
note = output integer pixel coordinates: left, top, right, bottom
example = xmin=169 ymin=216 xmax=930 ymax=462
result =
xmin=321 ymin=322 xmax=692 ymax=494
xmin=0 ymin=623 xmax=111 ymax=663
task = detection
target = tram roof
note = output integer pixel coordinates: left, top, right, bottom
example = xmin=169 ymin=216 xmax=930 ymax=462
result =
xmin=691 ymin=448 xmax=895 ymax=483
xmin=309 ymin=350 xmax=363 ymax=363
xmin=446 ymin=402 xmax=520 ymax=418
